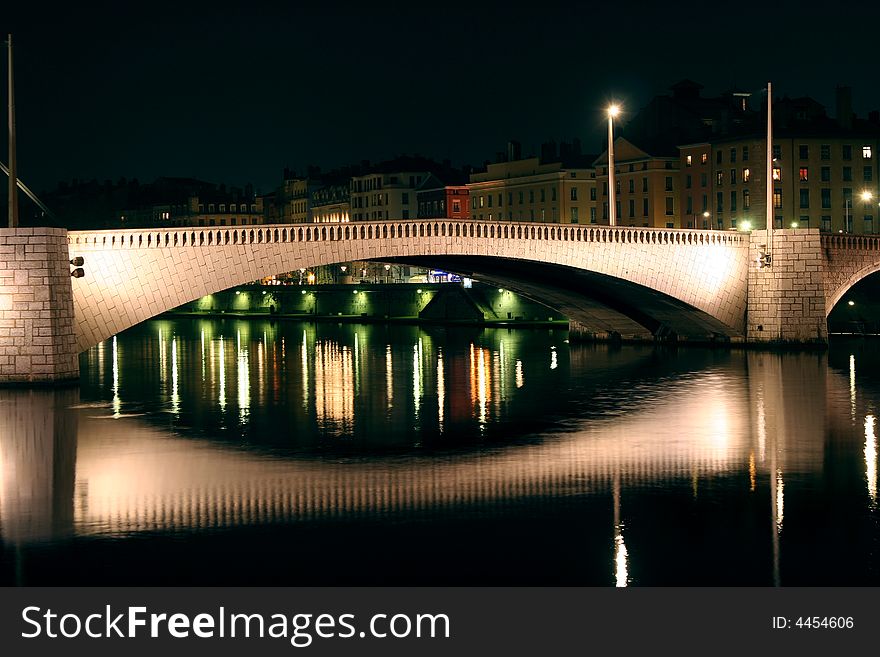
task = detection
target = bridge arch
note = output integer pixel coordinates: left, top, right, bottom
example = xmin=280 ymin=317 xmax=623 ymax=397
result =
xmin=66 ymin=220 xmax=750 ymax=352
xmin=822 ymin=234 xmax=880 ymax=315
xmin=826 ymin=260 xmax=880 ymax=315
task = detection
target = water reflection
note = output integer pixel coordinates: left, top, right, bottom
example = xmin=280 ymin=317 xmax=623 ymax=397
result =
xmin=1 ymin=323 xmax=879 ymax=586
xmin=867 ymin=415 xmax=877 ymax=508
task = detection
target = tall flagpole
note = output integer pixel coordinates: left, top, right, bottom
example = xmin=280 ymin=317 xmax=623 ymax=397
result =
xmin=7 ymin=33 xmax=18 ymax=228
xmin=766 ymin=81 xmax=773 ymax=257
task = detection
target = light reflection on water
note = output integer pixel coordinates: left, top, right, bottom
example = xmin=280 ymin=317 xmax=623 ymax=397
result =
xmin=0 ymin=319 xmax=878 ymax=586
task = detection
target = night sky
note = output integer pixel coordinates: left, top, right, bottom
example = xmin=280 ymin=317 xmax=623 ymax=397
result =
xmin=5 ymin=0 xmax=880 ymax=195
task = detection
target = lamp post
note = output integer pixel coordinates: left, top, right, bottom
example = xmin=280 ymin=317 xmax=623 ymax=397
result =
xmin=703 ymin=210 xmax=711 ymax=230
xmin=607 ymin=104 xmax=620 ymax=227
xmin=6 ymin=33 xmax=18 ymax=228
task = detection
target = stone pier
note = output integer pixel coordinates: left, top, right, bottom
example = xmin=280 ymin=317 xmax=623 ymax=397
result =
xmin=746 ymin=229 xmax=828 ymax=344
xmin=0 ymin=228 xmax=79 ymax=384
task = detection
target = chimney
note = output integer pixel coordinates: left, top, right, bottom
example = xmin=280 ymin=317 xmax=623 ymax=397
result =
xmin=507 ymin=140 xmax=522 ymax=161
xmin=836 ymin=85 xmax=853 ymax=130
xmin=540 ymin=140 xmax=558 ymax=163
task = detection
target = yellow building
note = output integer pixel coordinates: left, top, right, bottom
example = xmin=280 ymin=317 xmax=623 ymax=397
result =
xmin=350 ymin=170 xmax=430 ymax=221
xmin=593 ymin=138 xmax=680 ymax=228
xmin=467 ymin=157 xmax=595 ymax=224
xmin=707 ymin=133 xmax=880 ymax=233
xmin=276 ymin=178 xmax=315 ymax=223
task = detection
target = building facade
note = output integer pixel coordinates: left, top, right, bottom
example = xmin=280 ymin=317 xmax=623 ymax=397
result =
xmin=311 ymin=183 xmax=351 ymax=223
xmin=467 ymin=157 xmax=595 ymax=225
xmin=416 ymin=174 xmax=470 ymax=219
xmin=593 ymin=138 xmax=680 ymax=228
xmin=350 ymin=170 xmax=429 ymax=221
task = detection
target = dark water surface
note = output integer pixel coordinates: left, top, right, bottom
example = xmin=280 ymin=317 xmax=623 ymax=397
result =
xmin=1 ymin=318 xmax=878 ymax=585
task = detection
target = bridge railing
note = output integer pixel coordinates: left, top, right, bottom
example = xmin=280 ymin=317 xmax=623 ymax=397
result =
xmin=821 ymin=233 xmax=880 ymax=250
xmin=67 ymin=219 xmax=747 ymax=250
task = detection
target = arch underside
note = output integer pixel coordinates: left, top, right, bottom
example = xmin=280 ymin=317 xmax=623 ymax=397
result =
xmin=825 ymin=258 xmax=880 ymax=316
xmin=385 ymin=256 xmax=740 ymax=341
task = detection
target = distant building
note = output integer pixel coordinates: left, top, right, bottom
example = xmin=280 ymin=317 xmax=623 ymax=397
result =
xmin=467 ymin=141 xmax=596 ymax=225
xmin=416 ymin=173 xmax=470 ymax=219
xmin=117 ymin=178 xmax=264 ymax=228
xmin=350 ymin=169 xmax=429 ymax=221
xmin=593 ymin=138 xmax=680 ymax=228
xmin=627 ymin=82 xmax=880 ymax=232
xmin=311 ymin=183 xmax=351 ymax=223
xmin=276 ymin=176 xmax=319 ymax=223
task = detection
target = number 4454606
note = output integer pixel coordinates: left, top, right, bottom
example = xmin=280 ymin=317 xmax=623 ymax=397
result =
xmin=795 ymin=617 xmax=853 ymax=629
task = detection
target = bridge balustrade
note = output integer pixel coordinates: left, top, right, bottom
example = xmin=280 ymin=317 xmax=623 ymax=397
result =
xmin=68 ymin=218 xmax=750 ymax=251
xmin=822 ymin=234 xmax=880 ymax=250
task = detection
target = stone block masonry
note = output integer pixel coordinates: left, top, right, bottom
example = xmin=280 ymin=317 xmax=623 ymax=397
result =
xmin=746 ymin=229 xmax=827 ymax=344
xmin=0 ymin=228 xmax=79 ymax=384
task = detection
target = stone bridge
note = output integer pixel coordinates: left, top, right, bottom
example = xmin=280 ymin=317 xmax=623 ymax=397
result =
xmin=1 ymin=220 xmax=880 ymax=383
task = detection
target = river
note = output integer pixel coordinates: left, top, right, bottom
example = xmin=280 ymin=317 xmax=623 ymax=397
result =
xmin=1 ymin=318 xmax=877 ymax=585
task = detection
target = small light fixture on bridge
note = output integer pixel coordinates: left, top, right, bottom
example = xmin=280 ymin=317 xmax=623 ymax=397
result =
xmin=301 ymin=290 xmax=307 ymax=295
xmin=790 ymin=221 xmax=799 ymax=229
xmin=340 ymin=266 xmax=347 ymax=272
xmin=416 ymin=289 xmax=422 ymax=294
xmin=70 ymin=256 xmax=85 ymax=278
xmin=353 ymin=289 xmax=359 ymax=295
xmin=235 ymin=290 xmax=241 ymax=295
xmin=498 ymin=288 xmax=505 ymax=293
xmin=848 ymin=300 xmax=856 ymax=306
xmin=262 ymin=291 xmax=267 ymax=295
xmin=740 ymin=220 xmax=752 ymax=232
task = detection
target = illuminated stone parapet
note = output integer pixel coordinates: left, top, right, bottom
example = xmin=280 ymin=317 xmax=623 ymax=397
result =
xmin=0 ymin=228 xmax=79 ymax=383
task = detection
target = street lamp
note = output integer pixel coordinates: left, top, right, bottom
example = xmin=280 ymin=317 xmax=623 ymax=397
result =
xmin=703 ymin=211 xmax=711 ymax=230
xmin=607 ymin=104 xmax=620 ymax=227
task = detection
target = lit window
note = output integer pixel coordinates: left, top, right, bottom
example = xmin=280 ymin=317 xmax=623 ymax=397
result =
xmin=772 ymin=168 xmax=782 ymax=181
xmin=743 ymin=168 xmax=751 ymax=182
xmin=773 ymin=189 xmax=783 ymax=209
xmin=686 ymin=155 xmax=692 ymax=167
xmin=863 ymin=145 xmax=873 ymax=159
xmin=701 ymin=153 xmax=708 ymax=164
xmin=799 ymin=167 xmax=808 ymax=182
